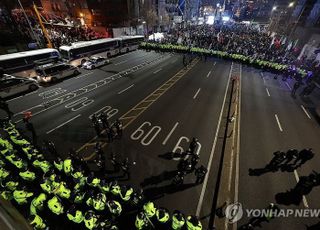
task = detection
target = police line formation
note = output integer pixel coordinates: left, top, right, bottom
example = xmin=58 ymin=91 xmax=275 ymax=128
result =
xmin=0 ymin=120 xmax=203 ymax=229
xmin=140 ymin=42 xmax=308 ymax=77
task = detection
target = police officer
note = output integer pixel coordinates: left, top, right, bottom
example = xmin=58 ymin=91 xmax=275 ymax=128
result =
xmin=107 ymin=200 xmax=122 ymax=217
xmin=171 ymin=210 xmax=185 ymax=230
xmin=47 ymin=196 xmax=64 ymax=215
xmin=63 ymin=156 xmax=74 ymax=175
xmin=189 ymin=138 xmax=199 ymax=155
xmin=119 ymin=185 xmax=133 ymax=202
xmin=155 ymin=207 xmax=170 ymax=228
xmin=19 ymin=167 xmax=36 ymax=181
xmin=54 ymin=157 xmax=64 ymax=172
xmin=93 ymin=193 xmax=107 ymax=211
xmin=121 ymin=157 xmax=130 ymax=180
xmin=115 ymin=119 xmax=123 ymax=137
xmin=84 ymin=210 xmax=98 ymax=230
xmin=86 ymin=171 xmax=101 ymax=188
xmin=186 ymin=215 xmax=202 ymax=230
xmin=29 ymin=214 xmax=46 ymax=229
xmin=67 ymin=205 xmax=84 ymax=224
xmin=13 ymin=186 xmax=33 ymax=205
xmin=143 ymin=201 xmax=156 ymax=219
xmin=135 ymin=212 xmax=149 ymax=230
xmin=30 ymin=193 xmax=47 ymax=215
xmin=195 ymin=165 xmax=207 ymax=184
xmin=91 ymin=114 xmax=101 ymax=136
xmin=99 ymin=112 xmax=110 ymax=129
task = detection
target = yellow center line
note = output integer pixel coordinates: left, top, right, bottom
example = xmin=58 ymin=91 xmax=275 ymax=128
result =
xmin=78 ymin=58 xmax=199 ymax=159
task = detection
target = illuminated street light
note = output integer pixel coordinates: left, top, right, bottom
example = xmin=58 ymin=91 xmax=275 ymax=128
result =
xmin=79 ymin=12 xmax=84 ymax=17
xmin=288 ymin=2 xmax=294 ymax=7
xmin=272 ymin=6 xmax=277 ymax=11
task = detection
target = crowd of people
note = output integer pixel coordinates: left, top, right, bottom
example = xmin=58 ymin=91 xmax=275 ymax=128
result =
xmin=8 ymin=10 xmax=105 ymax=49
xmin=0 ymin=116 xmax=204 ymax=230
xmin=165 ymin=23 xmax=300 ymax=65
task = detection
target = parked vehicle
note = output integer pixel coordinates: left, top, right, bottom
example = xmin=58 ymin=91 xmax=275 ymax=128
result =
xmin=35 ymin=63 xmax=81 ymax=83
xmin=0 ymin=74 xmax=39 ymax=98
xmin=82 ymin=56 xmax=110 ymax=69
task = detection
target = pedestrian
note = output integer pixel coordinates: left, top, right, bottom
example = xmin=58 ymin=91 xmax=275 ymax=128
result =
xmin=99 ymin=112 xmax=109 ymax=129
xmin=121 ymin=158 xmax=130 ymax=180
xmin=172 ymin=171 xmax=184 ymax=185
xmin=189 ymin=138 xmax=199 ymax=155
xmin=195 ymin=165 xmax=207 ymax=184
xmin=115 ymin=119 xmax=123 ymax=138
xmin=190 ymin=154 xmax=199 ymax=171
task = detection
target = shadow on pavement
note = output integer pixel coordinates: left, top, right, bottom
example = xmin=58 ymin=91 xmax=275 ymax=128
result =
xmin=144 ymin=183 xmax=196 ymax=201
xmin=275 ymin=171 xmax=320 ymax=206
xmin=306 ymin=221 xmax=320 ymax=230
xmin=249 ymin=149 xmax=314 ymax=176
xmin=140 ymin=170 xmax=178 ymax=187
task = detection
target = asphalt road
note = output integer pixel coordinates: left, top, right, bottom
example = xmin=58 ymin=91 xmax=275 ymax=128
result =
xmin=238 ymin=67 xmax=320 ymax=230
xmin=5 ymin=50 xmax=320 ymax=229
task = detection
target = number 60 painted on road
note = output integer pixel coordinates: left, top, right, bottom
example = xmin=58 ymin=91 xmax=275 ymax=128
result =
xmin=131 ymin=121 xmax=162 ymax=146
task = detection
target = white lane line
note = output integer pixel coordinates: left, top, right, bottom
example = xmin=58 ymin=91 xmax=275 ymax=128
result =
xmin=206 ymin=71 xmax=212 ymax=78
xmin=294 ymin=170 xmax=309 ymax=208
xmin=75 ymin=72 xmax=94 ymax=79
xmin=301 ymin=105 xmax=311 ymax=119
xmin=114 ymin=60 xmax=127 ymax=66
xmin=162 ymin=122 xmax=179 ymax=145
xmin=25 ymin=90 xmax=39 ymax=96
xmin=117 ymin=84 xmax=134 ymax=94
xmin=153 ymin=68 xmax=162 ymax=74
xmin=196 ymin=62 xmax=233 ymax=216
xmin=193 ymin=88 xmax=201 ymax=99
xmin=285 ymin=82 xmax=292 ymax=90
xmin=275 ymin=114 xmax=283 ymax=132
xmin=266 ymin=88 xmax=271 ymax=97
xmin=7 ymin=95 xmax=23 ymax=102
xmin=233 ymin=64 xmax=242 ymax=230
xmin=46 ymin=114 xmax=81 ymax=134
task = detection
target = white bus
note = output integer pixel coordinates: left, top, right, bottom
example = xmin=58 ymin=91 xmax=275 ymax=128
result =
xmin=59 ymin=38 xmax=120 ymax=65
xmin=119 ymin=35 xmax=145 ymax=53
xmin=0 ymin=48 xmax=60 ymax=73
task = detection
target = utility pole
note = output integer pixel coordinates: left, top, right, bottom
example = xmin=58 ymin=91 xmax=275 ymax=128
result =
xmin=33 ymin=3 xmax=53 ymax=48
xmin=17 ymin=0 xmax=41 ymax=47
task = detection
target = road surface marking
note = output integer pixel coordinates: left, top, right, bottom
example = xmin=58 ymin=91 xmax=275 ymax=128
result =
xmin=117 ymin=84 xmax=134 ymax=94
xmin=266 ymin=88 xmax=271 ymax=97
xmin=301 ymin=105 xmax=311 ymax=119
xmin=75 ymin=72 xmax=94 ymax=79
xmin=275 ymin=114 xmax=283 ymax=132
xmin=285 ymin=82 xmax=292 ymax=90
xmin=77 ymin=58 xmax=199 ymax=154
xmin=114 ymin=60 xmax=127 ymax=65
xmin=294 ymin=170 xmax=309 ymax=208
xmin=162 ymin=122 xmax=179 ymax=145
xmin=193 ymin=88 xmax=201 ymax=99
xmin=25 ymin=90 xmax=39 ymax=96
xmin=46 ymin=114 xmax=81 ymax=134
xmin=196 ymin=62 xmax=233 ymax=216
xmin=206 ymin=71 xmax=212 ymax=78
xmin=153 ymin=68 xmax=162 ymax=74
xmin=233 ymin=64 xmax=242 ymax=230
xmin=7 ymin=95 xmax=23 ymax=102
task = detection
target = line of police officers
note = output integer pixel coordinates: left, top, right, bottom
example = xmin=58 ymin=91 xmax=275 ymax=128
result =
xmin=0 ymin=121 xmax=202 ymax=230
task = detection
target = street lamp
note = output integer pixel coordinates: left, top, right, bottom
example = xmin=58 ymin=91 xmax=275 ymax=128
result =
xmin=288 ymin=2 xmax=294 ymax=8
xmin=272 ymin=6 xmax=277 ymax=11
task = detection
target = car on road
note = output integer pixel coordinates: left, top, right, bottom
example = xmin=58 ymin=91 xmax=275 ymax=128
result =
xmin=82 ymin=56 xmax=110 ymax=70
xmin=35 ymin=63 xmax=81 ymax=83
xmin=0 ymin=74 xmax=39 ymax=98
